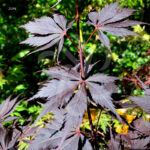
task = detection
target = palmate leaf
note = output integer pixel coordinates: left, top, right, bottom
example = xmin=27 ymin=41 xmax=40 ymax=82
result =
xmin=108 ymin=118 xmax=150 ymax=149
xmin=0 ymin=123 xmax=22 ymax=150
xmin=28 ymin=65 xmax=123 ymax=149
xmin=0 ymin=96 xmax=21 ymax=123
xmin=27 ymin=108 xmax=92 ymax=150
xmin=30 ymin=66 xmax=87 ymax=124
xmin=30 ymin=79 xmax=79 ymax=124
xmin=31 ymin=66 xmax=121 ymax=125
xmin=85 ymin=73 xmax=122 ymax=121
xmin=124 ymin=118 xmax=150 ymax=149
xmin=129 ymin=96 xmax=150 ymax=114
xmin=66 ymin=84 xmax=87 ymax=117
xmin=26 ymin=109 xmax=64 ymax=149
xmin=129 ymin=77 xmax=150 ymax=113
xmin=87 ymin=73 xmax=119 ymax=83
xmin=20 ymin=14 xmax=75 ymax=60
xmin=28 ymin=128 xmax=92 ymax=150
xmin=44 ymin=66 xmax=81 ymax=80
xmin=86 ymin=82 xmax=121 ymax=121
xmin=30 ymin=79 xmax=79 ymax=100
xmin=133 ymin=118 xmax=150 ymax=135
xmin=87 ymin=2 xmax=149 ymax=53
xmin=108 ymin=128 xmax=121 ymax=150
xmin=29 ymin=68 xmax=88 ymax=149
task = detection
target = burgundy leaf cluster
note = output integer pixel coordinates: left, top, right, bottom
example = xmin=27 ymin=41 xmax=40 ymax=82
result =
xmin=87 ymin=2 xmax=149 ymax=53
xmin=1 ymin=1 xmax=149 ymax=150
xmin=0 ymin=97 xmax=39 ymax=150
xmin=109 ymin=118 xmax=150 ymax=149
xmin=20 ymin=14 xmax=75 ymax=61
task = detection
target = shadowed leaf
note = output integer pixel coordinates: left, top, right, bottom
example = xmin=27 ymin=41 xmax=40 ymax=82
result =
xmin=129 ymin=77 xmax=150 ymax=113
xmin=0 ymin=96 xmax=21 ymax=123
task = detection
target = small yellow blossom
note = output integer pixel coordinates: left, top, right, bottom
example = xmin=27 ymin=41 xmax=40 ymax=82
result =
xmin=115 ymin=124 xmax=129 ymax=134
xmin=117 ymin=109 xmax=136 ymax=124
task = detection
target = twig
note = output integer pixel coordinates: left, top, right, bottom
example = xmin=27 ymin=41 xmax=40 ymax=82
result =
xmin=96 ymin=109 xmax=102 ymax=131
xmin=82 ymin=28 xmax=97 ymax=52
xmin=65 ymin=34 xmax=79 ymax=53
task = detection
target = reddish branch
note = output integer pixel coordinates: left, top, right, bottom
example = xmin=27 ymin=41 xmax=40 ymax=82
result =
xmin=65 ymin=34 xmax=79 ymax=53
xmin=82 ymin=28 xmax=98 ymax=52
xmin=96 ymin=109 xmax=102 ymax=136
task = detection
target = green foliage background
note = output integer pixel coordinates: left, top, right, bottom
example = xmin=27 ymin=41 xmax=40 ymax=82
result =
xmin=0 ymin=0 xmax=150 ymax=127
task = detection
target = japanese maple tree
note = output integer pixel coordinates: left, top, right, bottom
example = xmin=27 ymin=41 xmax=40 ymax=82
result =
xmin=0 ymin=1 xmax=150 ymax=150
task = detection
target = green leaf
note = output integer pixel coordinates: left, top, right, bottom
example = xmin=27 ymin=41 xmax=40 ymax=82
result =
xmin=14 ymin=84 xmax=26 ymax=92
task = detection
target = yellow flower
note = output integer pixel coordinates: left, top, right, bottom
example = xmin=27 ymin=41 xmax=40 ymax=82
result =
xmin=125 ymin=114 xmax=136 ymax=124
xmin=116 ymin=109 xmax=136 ymax=124
xmin=84 ymin=108 xmax=98 ymax=121
xmin=117 ymin=109 xmax=126 ymax=116
xmin=115 ymin=124 xmax=129 ymax=134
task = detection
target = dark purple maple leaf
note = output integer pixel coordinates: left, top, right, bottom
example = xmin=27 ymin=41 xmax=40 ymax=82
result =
xmin=61 ymin=129 xmax=92 ymax=150
xmin=108 ymin=118 xmax=150 ymax=149
xmin=0 ymin=96 xmax=21 ymax=123
xmin=30 ymin=66 xmax=122 ymax=124
xmin=108 ymin=128 xmax=121 ymax=150
xmin=20 ymin=14 xmax=75 ymax=61
xmin=65 ymin=84 xmax=87 ymax=127
xmin=129 ymin=76 xmax=150 ymax=114
xmin=133 ymin=118 xmax=150 ymax=136
xmin=0 ymin=123 xmax=21 ymax=150
xmin=25 ymin=62 xmax=123 ymax=150
xmin=124 ymin=118 xmax=150 ymax=149
xmin=28 ymin=127 xmax=92 ymax=150
xmin=30 ymin=66 xmax=84 ymax=124
xmin=85 ymin=73 xmax=122 ymax=121
xmin=44 ymin=66 xmax=81 ymax=80
xmin=27 ymin=109 xmax=92 ymax=150
xmin=31 ymin=66 xmax=121 ymax=123
xmin=87 ymin=73 xmax=119 ymax=83
xmin=87 ymin=2 xmax=149 ymax=53
xmin=19 ymin=125 xmax=40 ymax=143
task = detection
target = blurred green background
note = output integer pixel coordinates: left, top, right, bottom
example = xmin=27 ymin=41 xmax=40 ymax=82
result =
xmin=0 ymin=0 xmax=150 ymax=124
